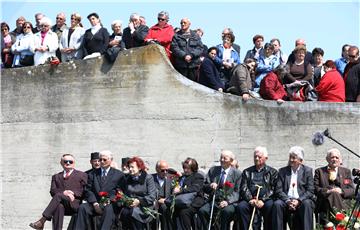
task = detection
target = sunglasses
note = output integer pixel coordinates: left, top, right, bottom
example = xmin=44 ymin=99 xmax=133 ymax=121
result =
xmin=100 ymin=158 xmax=108 ymax=162
xmin=63 ymin=160 xmax=74 ymax=164
xmin=158 ymin=18 xmax=166 ymax=21
xmin=349 ymin=55 xmax=357 ymax=58
xmin=160 ymin=169 xmax=168 ymax=173
xmin=56 ymin=17 xmax=64 ymax=20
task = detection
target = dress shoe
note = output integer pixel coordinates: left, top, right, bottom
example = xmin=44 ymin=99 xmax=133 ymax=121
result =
xmin=29 ymin=219 xmax=45 ymax=230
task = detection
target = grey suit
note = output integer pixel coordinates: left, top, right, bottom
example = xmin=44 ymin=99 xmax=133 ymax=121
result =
xmin=273 ymin=165 xmax=315 ymax=230
xmin=199 ymin=166 xmax=242 ymax=230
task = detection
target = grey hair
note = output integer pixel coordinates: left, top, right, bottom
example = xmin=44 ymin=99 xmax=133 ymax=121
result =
xmin=326 ymin=148 xmax=341 ymax=159
xmin=100 ymin=150 xmax=113 ymax=160
xmin=221 ymin=150 xmax=235 ymax=160
xmin=158 ymin=11 xmax=169 ymax=19
xmin=111 ymin=20 xmax=122 ymax=30
xmin=254 ymin=146 xmax=268 ymax=157
xmin=129 ymin=13 xmax=140 ymax=22
xmin=39 ymin=17 xmax=52 ymax=26
xmin=289 ymin=146 xmax=304 ymax=160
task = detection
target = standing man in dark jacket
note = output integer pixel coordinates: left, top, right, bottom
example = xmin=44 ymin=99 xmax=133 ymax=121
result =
xmin=198 ymin=150 xmax=242 ymax=230
xmin=171 ymin=18 xmax=204 ymax=82
xmin=236 ymin=146 xmax=278 ymax=230
xmin=273 ymin=146 xmax=316 ymax=230
xmin=122 ymin=13 xmax=149 ymax=49
xmin=151 ymin=160 xmax=173 ymax=230
xmin=75 ymin=150 xmax=125 ymax=230
xmin=29 ymin=154 xmax=88 ymax=230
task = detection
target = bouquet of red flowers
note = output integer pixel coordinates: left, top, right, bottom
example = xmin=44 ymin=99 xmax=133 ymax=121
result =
xmin=98 ymin=191 xmax=110 ymax=209
xmin=168 ymin=172 xmax=182 ymax=218
xmin=322 ymin=209 xmax=360 ymax=230
xmin=213 ymin=181 xmax=234 ymax=226
xmin=112 ymin=190 xmax=160 ymax=219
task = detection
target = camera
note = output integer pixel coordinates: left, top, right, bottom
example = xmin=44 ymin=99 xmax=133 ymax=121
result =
xmin=353 ymin=168 xmax=360 ymax=177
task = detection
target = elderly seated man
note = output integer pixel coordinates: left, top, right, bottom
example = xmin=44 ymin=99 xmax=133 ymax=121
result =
xmin=273 ymin=146 xmax=316 ymax=230
xmin=314 ymin=148 xmax=355 ymax=226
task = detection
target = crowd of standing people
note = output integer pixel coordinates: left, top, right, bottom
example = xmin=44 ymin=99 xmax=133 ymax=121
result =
xmin=28 ymin=147 xmax=355 ymax=230
xmin=1 ymin=10 xmax=359 ymax=103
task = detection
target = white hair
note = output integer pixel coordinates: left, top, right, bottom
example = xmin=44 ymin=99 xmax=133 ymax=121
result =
xmin=111 ymin=20 xmax=122 ymax=30
xmin=254 ymin=146 xmax=268 ymax=157
xmin=326 ymin=148 xmax=341 ymax=159
xmin=289 ymin=146 xmax=304 ymax=160
xmin=129 ymin=13 xmax=140 ymax=22
xmin=39 ymin=17 xmax=52 ymax=26
xmin=100 ymin=150 xmax=113 ymax=160
xmin=221 ymin=149 xmax=235 ymax=160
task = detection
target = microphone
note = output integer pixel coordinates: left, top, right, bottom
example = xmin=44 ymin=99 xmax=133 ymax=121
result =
xmin=312 ymin=130 xmax=325 ymax=146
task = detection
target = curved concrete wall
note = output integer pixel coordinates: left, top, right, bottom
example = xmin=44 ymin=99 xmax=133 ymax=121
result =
xmin=1 ymin=44 xmax=359 ymax=229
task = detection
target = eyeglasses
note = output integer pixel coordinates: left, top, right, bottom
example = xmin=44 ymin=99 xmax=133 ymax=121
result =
xmin=41 ymin=24 xmax=49 ymax=28
xmin=158 ymin=18 xmax=166 ymax=21
xmin=56 ymin=17 xmax=64 ymax=20
xmin=23 ymin=26 xmax=31 ymax=29
xmin=63 ymin=160 xmax=74 ymax=164
xmin=100 ymin=158 xmax=108 ymax=162
xmin=71 ymin=17 xmax=76 ymax=20
xmin=349 ymin=55 xmax=357 ymax=58
xmin=160 ymin=169 xmax=168 ymax=173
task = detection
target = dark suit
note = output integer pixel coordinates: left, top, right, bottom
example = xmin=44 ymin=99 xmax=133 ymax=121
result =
xmin=199 ymin=166 xmax=242 ymax=230
xmin=236 ymin=165 xmax=278 ymax=230
xmin=75 ymin=167 xmax=125 ymax=230
xmin=42 ymin=169 xmax=87 ymax=230
xmin=173 ymin=172 xmax=204 ymax=230
xmin=273 ymin=165 xmax=316 ymax=230
xmin=151 ymin=174 xmax=173 ymax=230
xmin=314 ymin=166 xmax=354 ymax=225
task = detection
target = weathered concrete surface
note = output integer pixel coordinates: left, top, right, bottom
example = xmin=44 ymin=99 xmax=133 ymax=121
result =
xmin=1 ymin=44 xmax=359 ymax=229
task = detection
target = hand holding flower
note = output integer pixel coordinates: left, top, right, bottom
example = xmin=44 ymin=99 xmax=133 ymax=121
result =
xmin=130 ymin=198 xmax=140 ymax=207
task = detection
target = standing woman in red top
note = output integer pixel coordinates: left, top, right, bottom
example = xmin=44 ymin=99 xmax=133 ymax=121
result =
xmin=144 ymin=11 xmax=174 ymax=59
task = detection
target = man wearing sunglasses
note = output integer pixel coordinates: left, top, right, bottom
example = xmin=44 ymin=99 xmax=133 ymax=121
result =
xmin=30 ymin=154 xmax=88 ymax=230
xmin=75 ymin=150 xmax=125 ymax=230
xmin=344 ymin=45 xmax=360 ymax=102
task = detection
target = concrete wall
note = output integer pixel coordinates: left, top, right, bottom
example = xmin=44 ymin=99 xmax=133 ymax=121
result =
xmin=1 ymin=44 xmax=359 ymax=229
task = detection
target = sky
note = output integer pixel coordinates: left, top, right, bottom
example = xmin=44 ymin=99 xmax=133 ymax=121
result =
xmin=1 ymin=0 xmax=359 ymax=61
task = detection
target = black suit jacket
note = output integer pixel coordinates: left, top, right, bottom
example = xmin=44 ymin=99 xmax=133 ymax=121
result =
xmin=276 ymin=165 xmax=316 ymax=202
xmin=203 ymin=166 xmax=242 ymax=204
xmin=177 ymin=172 xmax=204 ymax=208
xmin=85 ymin=167 xmax=125 ymax=204
xmin=50 ymin=169 xmax=88 ymax=209
xmin=152 ymin=173 xmax=172 ymax=199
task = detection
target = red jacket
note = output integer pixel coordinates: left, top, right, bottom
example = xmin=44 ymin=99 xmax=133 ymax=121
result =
xmin=145 ymin=23 xmax=174 ymax=59
xmin=315 ymin=69 xmax=345 ymax=102
xmin=259 ymin=72 xmax=287 ymax=100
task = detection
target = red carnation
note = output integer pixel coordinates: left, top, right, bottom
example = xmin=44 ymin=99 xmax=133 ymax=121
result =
xmin=336 ymin=224 xmax=346 ymax=230
xmin=224 ymin=181 xmax=234 ymax=188
xmin=335 ymin=212 xmax=345 ymax=221
xmin=98 ymin=191 xmax=108 ymax=197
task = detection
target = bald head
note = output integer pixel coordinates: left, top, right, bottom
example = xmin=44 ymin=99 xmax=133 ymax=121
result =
xmin=156 ymin=160 xmax=169 ymax=178
xmin=295 ymin=38 xmax=306 ymax=47
xmin=180 ymin=18 xmax=191 ymax=32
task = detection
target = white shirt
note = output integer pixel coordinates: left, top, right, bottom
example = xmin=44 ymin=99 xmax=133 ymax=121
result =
xmin=63 ymin=169 xmax=74 ymax=178
xmin=157 ymin=175 xmax=165 ymax=187
xmin=221 ymin=167 xmax=231 ymax=184
xmin=287 ymin=167 xmax=300 ymax=199
xmin=101 ymin=167 xmax=110 ymax=177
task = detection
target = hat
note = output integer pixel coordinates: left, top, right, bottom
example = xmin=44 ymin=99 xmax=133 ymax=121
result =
xmin=90 ymin=152 xmax=100 ymax=160
xmin=121 ymin=157 xmax=130 ymax=165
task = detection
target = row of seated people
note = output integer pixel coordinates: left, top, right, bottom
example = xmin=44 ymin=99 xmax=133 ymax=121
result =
xmin=29 ymin=147 xmax=355 ymax=230
xmin=2 ymin=11 xmax=359 ymax=102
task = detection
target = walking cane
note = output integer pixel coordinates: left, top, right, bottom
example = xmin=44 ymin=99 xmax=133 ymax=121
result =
xmin=208 ymin=173 xmax=223 ymax=230
xmin=248 ymin=184 xmax=263 ymax=230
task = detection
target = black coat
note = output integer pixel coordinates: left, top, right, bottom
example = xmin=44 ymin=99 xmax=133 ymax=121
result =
xmin=152 ymin=173 xmax=172 ymax=199
xmin=176 ymin=172 xmax=204 ymax=208
xmin=83 ymin=27 xmax=110 ymax=55
xmin=199 ymin=57 xmax=224 ymax=90
xmin=345 ymin=62 xmax=360 ymax=102
xmin=122 ymin=25 xmax=149 ymax=49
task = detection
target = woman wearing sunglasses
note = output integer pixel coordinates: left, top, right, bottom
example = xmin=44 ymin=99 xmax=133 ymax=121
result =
xmin=144 ymin=11 xmax=174 ymax=60
xmin=11 ymin=21 xmax=35 ymax=67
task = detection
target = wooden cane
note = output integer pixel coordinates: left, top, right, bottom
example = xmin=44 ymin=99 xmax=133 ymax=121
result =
xmin=248 ymin=184 xmax=263 ymax=230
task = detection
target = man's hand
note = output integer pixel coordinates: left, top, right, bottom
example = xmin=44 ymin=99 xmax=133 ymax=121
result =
xmin=184 ymin=55 xmax=192 ymax=63
xmin=173 ymin=186 xmax=181 ymax=194
xmin=242 ymin=93 xmax=250 ymax=101
xmin=210 ymin=182 xmax=218 ymax=190
xmin=158 ymin=198 xmax=166 ymax=204
xmin=328 ymin=187 xmax=342 ymax=194
xmin=255 ymin=200 xmax=264 ymax=208
xmin=93 ymin=203 xmax=103 ymax=214
xmin=63 ymin=190 xmax=75 ymax=202
xmin=219 ymin=200 xmax=228 ymax=208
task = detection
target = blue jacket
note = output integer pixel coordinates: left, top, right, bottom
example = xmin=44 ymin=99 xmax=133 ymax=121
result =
xmin=254 ymin=54 xmax=280 ymax=88
xmin=214 ymin=44 xmax=241 ymax=67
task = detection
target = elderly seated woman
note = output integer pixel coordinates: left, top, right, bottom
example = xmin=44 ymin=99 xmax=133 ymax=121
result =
xmin=259 ymin=64 xmax=289 ymax=103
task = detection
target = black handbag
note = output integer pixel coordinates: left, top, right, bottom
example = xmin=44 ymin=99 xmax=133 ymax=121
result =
xmin=165 ymin=192 xmax=197 ymax=208
xmin=19 ymin=55 xmax=34 ymax=66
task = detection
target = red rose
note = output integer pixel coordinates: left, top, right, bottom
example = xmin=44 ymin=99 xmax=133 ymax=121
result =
xmin=292 ymin=183 xmax=296 ymax=188
xmin=353 ymin=210 xmax=360 ymax=218
xmin=116 ymin=191 xmax=123 ymax=199
xmin=98 ymin=191 xmax=108 ymax=197
xmin=336 ymin=224 xmax=346 ymax=230
xmin=224 ymin=181 xmax=234 ymax=188
xmin=335 ymin=212 xmax=345 ymax=221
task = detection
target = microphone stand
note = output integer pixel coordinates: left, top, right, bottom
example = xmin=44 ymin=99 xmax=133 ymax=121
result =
xmin=323 ymin=128 xmax=360 ymax=159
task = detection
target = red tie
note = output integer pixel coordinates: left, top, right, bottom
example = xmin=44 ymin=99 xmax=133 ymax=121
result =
xmin=65 ymin=171 xmax=71 ymax=179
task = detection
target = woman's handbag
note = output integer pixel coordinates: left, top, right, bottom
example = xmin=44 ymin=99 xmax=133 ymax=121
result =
xmin=19 ymin=55 xmax=34 ymax=66
xmin=165 ymin=192 xmax=197 ymax=208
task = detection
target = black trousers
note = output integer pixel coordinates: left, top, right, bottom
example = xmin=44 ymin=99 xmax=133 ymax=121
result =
xmin=198 ymin=202 xmax=235 ymax=230
xmin=174 ymin=206 xmax=197 ymax=230
xmin=150 ymin=203 xmax=172 ymax=230
xmin=273 ymin=199 xmax=314 ymax=230
xmin=236 ymin=200 xmax=274 ymax=230
xmin=75 ymin=203 xmax=116 ymax=230
xmin=42 ymin=193 xmax=76 ymax=230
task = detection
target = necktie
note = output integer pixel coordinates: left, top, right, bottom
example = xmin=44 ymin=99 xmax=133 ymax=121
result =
xmin=101 ymin=170 xmax=107 ymax=183
xmin=65 ymin=171 xmax=70 ymax=179
xmin=219 ymin=171 xmax=226 ymax=186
